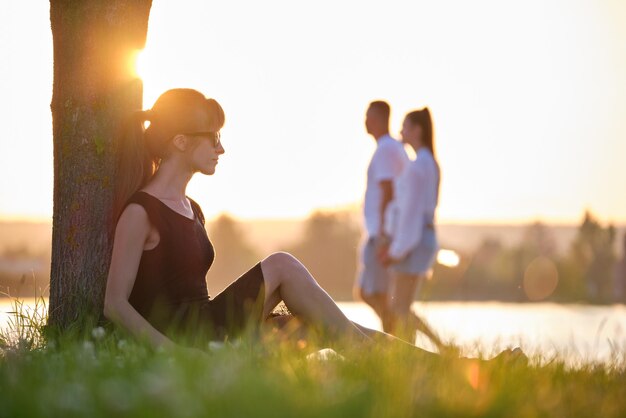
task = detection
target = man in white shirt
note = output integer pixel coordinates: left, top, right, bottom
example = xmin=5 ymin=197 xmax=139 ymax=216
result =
xmin=355 ymin=100 xmax=408 ymax=331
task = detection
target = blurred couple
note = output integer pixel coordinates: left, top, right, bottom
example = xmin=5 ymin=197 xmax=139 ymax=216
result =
xmin=355 ymin=100 xmax=444 ymax=348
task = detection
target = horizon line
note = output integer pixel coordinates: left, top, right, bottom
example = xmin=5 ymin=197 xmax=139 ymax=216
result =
xmin=2 ymin=213 xmax=625 ymax=227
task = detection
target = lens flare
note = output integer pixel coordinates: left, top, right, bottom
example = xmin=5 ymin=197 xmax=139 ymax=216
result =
xmin=437 ymin=249 xmax=461 ymax=268
xmin=465 ymin=361 xmax=482 ymax=391
xmin=523 ymin=256 xmax=559 ymax=301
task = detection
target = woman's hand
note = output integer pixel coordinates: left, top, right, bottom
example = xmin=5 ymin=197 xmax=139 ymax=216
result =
xmin=378 ymin=250 xmax=390 ymax=266
xmin=376 ymin=236 xmax=399 ymax=266
xmin=379 ymin=251 xmax=401 ymax=266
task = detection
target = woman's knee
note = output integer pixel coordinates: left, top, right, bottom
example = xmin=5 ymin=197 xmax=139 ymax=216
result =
xmin=261 ymin=251 xmax=303 ymax=281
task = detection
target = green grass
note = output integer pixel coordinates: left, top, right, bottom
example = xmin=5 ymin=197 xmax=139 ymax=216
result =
xmin=1 ymin=301 xmax=626 ymax=418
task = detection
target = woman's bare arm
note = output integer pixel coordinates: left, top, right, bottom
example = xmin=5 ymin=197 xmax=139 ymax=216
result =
xmin=104 ymin=204 xmax=175 ymax=349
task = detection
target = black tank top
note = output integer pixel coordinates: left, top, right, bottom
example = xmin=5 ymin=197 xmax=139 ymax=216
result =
xmin=125 ymin=191 xmax=215 ymax=332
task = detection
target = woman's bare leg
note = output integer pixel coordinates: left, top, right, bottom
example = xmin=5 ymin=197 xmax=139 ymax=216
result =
xmin=357 ymin=288 xmax=391 ymax=332
xmin=260 ymin=252 xmax=370 ymax=343
xmin=388 ymin=272 xmax=445 ymax=349
xmin=260 ymin=252 xmax=440 ymax=357
xmin=258 ymin=252 xmax=524 ymax=364
xmin=388 ymin=272 xmax=420 ymax=340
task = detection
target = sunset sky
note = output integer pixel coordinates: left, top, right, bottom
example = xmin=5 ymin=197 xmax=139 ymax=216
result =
xmin=1 ymin=0 xmax=625 ymax=224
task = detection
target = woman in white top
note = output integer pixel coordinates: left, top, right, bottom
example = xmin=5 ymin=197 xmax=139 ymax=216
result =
xmin=379 ymin=108 xmax=443 ymax=346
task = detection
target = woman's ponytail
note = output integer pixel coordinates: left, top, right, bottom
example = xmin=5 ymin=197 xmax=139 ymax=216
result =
xmin=406 ymin=107 xmax=440 ymax=202
xmin=113 ymin=109 xmax=158 ymax=221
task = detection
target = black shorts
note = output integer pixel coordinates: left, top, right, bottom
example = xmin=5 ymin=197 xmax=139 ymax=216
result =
xmin=174 ymin=263 xmax=266 ymax=345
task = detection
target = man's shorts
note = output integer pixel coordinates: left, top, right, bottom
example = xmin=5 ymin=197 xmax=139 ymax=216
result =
xmin=357 ymin=236 xmax=391 ymax=295
xmin=391 ymin=228 xmax=438 ymax=276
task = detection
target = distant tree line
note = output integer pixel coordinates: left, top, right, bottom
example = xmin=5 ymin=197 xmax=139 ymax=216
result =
xmin=206 ymin=210 xmax=626 ymax=304
xmin=1 ymin=210 xmax=624 ymax=304
xmin=424 ymin=211 xmax=625 ymax=304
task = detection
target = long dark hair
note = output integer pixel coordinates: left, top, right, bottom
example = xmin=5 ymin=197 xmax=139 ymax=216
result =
xmin=405 ymin=107 xmax=440 ymax=202
xmin=405 ymin=107 xmax=435 ymax=159
xmin=114 ymin=88 xmax=225 ymax=219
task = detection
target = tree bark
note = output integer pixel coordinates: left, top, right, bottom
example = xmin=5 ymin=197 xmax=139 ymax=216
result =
xmin=49 ymin=0 xmax=152 ymax=329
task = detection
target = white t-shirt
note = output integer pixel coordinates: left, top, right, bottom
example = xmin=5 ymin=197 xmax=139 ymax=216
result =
xmin=384 ymin=148 xmax=439 ymax=259
xmin=363 ymin=134 xmax=408 ymax=237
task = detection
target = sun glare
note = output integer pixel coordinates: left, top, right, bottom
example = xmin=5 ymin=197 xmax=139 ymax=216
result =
xmin=134 ymin=49 xmax=147 ymax=80
xmin=437 ymin=249 xmax=461 ymax=268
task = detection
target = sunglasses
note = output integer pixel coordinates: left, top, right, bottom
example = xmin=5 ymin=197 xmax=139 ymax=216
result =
xmin=182 ymin=131 xmax=221 ymax=147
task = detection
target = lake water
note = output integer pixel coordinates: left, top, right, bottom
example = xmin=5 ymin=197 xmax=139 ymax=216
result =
xmin=341 ymin=302 xmax=626 ymax=366
xmin=2 ymin=299 xmax=625 ymax=366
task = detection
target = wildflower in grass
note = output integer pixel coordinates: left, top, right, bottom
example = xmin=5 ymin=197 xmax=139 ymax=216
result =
xmin=115 ymin=355 xmax=125 ymax=369
xmin=307 ymin=348 xmax=345 ymax=362
xmin=78 ymin=348 xmax=98 ymax=365
xmin=208 ymin=341 xmax=225 ymax=351
xmin=117 ymin=339 xmax=127 ymax=350
xmin=82 ymin=340 xmax=95 ymax=355
xmin=91 ymin=326 xmax=105 ymax=340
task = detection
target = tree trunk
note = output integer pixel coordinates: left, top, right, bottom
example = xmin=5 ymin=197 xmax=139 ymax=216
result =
xmin=49 ymin=0 xmax=152 ymax=329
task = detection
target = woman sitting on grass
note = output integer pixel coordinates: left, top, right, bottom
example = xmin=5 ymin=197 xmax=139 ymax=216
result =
xmin=103 ymin=88 xmax=524 ymax=363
